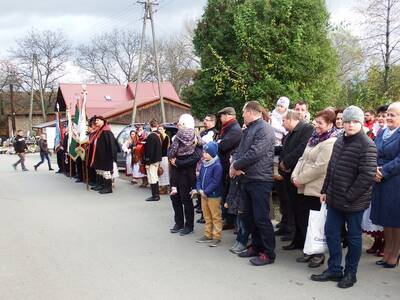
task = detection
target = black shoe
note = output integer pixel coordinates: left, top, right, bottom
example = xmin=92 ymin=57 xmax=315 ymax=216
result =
xmin=337 ymin=273 xmax=357 ymax=288
xmin=250 ymin=253 xmax=274 ymax=266
xmin=179 ymin=227 xmax=193 ymax=236
xmin=146 ymin=196 xmax=160 ymax=201
xmin=146 ymin=183 xmax=160 ymax=201
xmin=276 ymin=222 xmax=283 ymax=229
xmin=311 ymin=270 xmax=343 ymax=282
xmin=170 ymin=224 xmax=183 ymax=233
xmin=308 ymin=255 xmax=325 ymax=268
xmin=12 ymin=164 xmax=17 ymax=170
xmin=34 ymin=165 xmax=38 ymax=171
xmin=99 ymin=179 xmax=112 ymax=194
xmin=56 ymin=170 xmax=62 ymax=173
xmin=75 ymin=178 xmax=83 ymax=183
xmin=49 ymin=168 xmax=54 ymax=171
xmin=282 ymin=243 xmax=301 ymax=251
xmin=196 ymin=217 xmax=205 ymax=224
xmin=91 ymin=175 xmax=104 ymax=191
xmin=238 ymin=246 xmax=258 ymax=258
xmin=296 ymin=254 xmax=313 ymax=263
xmin=280 ymin=234 xmax=294 ymax=242
xmin=274 ymin=228 xmax=290 ymax=236
xmin=195 ymin=207 xmax=202 ymax=214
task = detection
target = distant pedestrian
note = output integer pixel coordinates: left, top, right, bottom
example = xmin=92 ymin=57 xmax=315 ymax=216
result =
xmin=12 ymin=130 xmax=28 ymax=171
xmin=194 ymin=141 xmax=223 ymax=247
xmin=34 ymin=134 xmax=54 ymax=171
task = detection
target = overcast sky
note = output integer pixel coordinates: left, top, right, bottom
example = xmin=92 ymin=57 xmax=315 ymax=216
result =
xmin=0 ymin=0 xmax=360 ymax=81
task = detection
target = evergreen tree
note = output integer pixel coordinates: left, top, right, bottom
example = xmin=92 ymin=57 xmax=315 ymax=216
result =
xmin=183 ymin=0 xmax=339 ymax=118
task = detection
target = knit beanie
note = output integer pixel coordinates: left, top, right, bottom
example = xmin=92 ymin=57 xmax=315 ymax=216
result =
xmin=178 ymin=114 xmax=195 ymax=129
xmin=277 ymin=96 xmax=290 ymax=109
xmin=203 ymin=141 xmax=218 ymax=158
xmin=342 ymin=106 xmax=364 ymax=124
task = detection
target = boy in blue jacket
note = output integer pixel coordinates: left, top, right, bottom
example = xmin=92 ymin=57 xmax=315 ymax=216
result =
xmin=193 ymin=141 xmax=223 ymax=247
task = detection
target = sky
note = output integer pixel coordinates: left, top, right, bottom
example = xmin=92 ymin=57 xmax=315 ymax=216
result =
xmin=0 ymin=0 xmax=361 ymax=81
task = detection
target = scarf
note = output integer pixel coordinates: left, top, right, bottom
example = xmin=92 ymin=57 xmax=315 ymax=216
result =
xmin=220 ymin=119 xmax=237 ymax=136
xmin=203 ymin=155 xmax=219 ymax=167
xmin=90 ymin=124 xmax=112 ymax=167
xmin=308 ymin=127 xmax=336 ymax=147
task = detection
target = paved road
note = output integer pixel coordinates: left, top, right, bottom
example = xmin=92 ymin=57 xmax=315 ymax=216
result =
xmin=0 ymin=154 xmax=399 ymax=300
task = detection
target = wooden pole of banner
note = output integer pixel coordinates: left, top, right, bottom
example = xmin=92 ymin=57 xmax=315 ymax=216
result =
xmin=86 ymin=159 xmax=89 ymax=191
xmin=69 ymin=155 xmax=72 ymax=178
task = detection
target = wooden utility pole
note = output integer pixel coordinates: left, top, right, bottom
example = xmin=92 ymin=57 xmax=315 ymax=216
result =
xmin=149 ymin=0 xmax=166 ymax=124
xmin=28 ymin=54 xmax=35 ymax=134
xmin=131 ymin=0 xmax=166 ymax=124
xmin=9 ymin=84 xmax=16 ymax=134
xmin=28 ymin=53 xmax=47 ymax=135
xmin=131 ymin=1 xmax=149 ymax=124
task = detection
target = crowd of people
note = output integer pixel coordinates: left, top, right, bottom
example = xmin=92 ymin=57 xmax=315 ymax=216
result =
xmin=11 ymin=98 xmax=400 ymax=289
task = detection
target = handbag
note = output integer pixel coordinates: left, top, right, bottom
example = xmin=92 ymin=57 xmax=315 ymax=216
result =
xmin=303 ymin=203 xmax=328 ymax=255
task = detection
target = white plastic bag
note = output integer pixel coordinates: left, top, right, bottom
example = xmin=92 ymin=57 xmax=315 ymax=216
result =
xmin=303 ymin=203 xmax=328 ymax=255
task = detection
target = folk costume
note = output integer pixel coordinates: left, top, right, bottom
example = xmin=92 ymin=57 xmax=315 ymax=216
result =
xmin=90 ymin=116 xmax=118 ymax=194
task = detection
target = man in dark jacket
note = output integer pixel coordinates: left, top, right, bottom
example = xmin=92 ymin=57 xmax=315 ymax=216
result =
xmin=90 ymin=116 xmax=118 ymax=194
xmin=278 ymin=110 xmax=314 ymax=248
xmin=217 ymin=107 xmax=242 ymax=229
xmin=311 ymin=106 xmax=377 ymax=289
xmin=230 ymin=101 xmax=276 ymax=266
xmin=12 ymin=130 xmax=28 ymax=171
xmin=34 ymin=133 xmax=54 ymax=171
xmin=144 ymin=119 xmax=162 ymax=201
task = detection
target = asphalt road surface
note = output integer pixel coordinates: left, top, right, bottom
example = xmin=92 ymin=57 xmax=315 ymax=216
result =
xmin=0 ymin=153 xmax=399 ymax=300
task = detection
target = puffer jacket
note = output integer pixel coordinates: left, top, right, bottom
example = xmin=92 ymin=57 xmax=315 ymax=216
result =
xmin=292 ymin=137 xmax=336 ymax=197
xmin=233 ymin=118 xmax=275 ymax=182
xmin=321 ymin=130 xmax=377 ymax=212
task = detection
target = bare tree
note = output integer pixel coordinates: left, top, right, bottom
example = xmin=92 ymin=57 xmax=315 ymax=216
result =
xmin=75 ymin=29 xmax=153 ymax=84
xmin=330 ymin=27 xmax=365 ymax=83
xmin=155 ymin=35 xmax=199 ymax=94
xmin=8 ymin=29 xmax=71 ymax=112
xmin=358 ymin=0 xmax=400 ymax=92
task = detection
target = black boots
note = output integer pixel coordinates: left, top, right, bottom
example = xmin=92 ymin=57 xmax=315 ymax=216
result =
xmin=145 ymin=182 xmax=160 ymax=201
xmin=99 ymin=179 xmax=113 ymax=194
xmin=91 ymin=175 xmax=104 ymax=191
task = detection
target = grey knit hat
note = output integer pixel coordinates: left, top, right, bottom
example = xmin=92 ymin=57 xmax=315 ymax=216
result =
xmin=342 ymin=106 xmax=364 ymax=124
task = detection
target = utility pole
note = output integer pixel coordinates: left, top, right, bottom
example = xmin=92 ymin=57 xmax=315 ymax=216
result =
xmin=131 ymin=0 xmax=166 ymax=124
xmin=28 ymin=54 xmax=35 ymax=134
xmin=28 ymin=53 xmax=47 ymax=135
xmin=9 ymin=83 xmax=16 ymax=134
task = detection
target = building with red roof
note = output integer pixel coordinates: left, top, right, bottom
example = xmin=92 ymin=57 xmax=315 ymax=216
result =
xmin=55 ymin=82 xmax=191 ymax=124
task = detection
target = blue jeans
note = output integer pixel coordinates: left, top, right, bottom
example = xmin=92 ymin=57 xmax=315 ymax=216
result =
xmin=236 ymin=213 xmax=251 ymax=246
xmin=241 ymin=180 xmax=276 ymax=259
xmin=36 ymin=152 xmax=52 ymax=169
xmin=325 ymin=205 xmax=364 ymax=275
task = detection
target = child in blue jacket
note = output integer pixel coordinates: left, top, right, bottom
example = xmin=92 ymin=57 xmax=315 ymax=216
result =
xmin=193 ymin=141 xmax=223 ymax=247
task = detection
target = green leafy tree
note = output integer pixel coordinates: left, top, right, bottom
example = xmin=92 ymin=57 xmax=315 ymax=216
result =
xmin=183 ymin=0 xmax=339 ymax=118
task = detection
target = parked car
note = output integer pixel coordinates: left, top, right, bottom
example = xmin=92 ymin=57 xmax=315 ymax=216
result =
xmin=115 ymin=123 xmax=178 ymax=170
